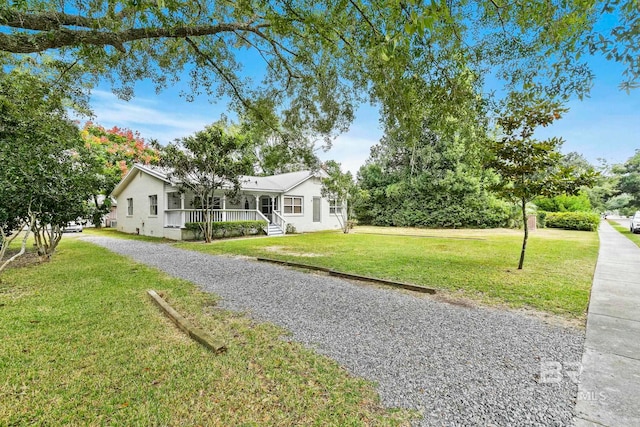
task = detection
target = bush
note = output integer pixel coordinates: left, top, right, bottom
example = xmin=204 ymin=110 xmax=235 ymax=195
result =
xmin=285 ymin=223 xmax=297 ymax=234
xmin=184 ymin=220 xmax=267 ymax=240
xmin=545 ymin=212 xmax=600 ymax=231
xmin=534 ymin=192 xmax=592 ymax=212
xmin=537 ymin=211 xmax=547 ymax=229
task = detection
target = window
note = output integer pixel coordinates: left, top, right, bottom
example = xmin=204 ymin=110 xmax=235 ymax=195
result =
xmin=284 ymin=196 xmax=303 ymax=214
xmin=167 ymin=192 xmax=181 ymax=209
xmin=127 ymin=198 xmax=133 ymax=216
xmin=329 ymin=199 xmax=343 ymax=215
xmin=149 ymin=195 xmax=158 ymax=215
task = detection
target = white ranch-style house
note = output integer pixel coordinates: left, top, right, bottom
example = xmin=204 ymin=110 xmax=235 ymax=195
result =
xmin=111 ymin=164 xmax=345 ymax=240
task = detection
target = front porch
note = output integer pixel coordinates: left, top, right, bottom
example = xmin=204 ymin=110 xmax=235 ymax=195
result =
xmin=164 ymin=190 xmax=286 ymax=236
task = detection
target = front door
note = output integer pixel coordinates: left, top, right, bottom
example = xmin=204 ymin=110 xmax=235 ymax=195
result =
xmin=261 ymin=197 xmax=273 ymax=223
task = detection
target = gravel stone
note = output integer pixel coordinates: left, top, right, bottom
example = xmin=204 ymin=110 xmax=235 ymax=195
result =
xmin=84 ymin=236 xmax=584 ymax=426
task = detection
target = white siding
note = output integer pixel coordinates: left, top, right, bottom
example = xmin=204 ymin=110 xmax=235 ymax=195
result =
xmin=283 ymin=177 xmax=342 ymax=232
xmin=115 ymin=170 xmax=167 ymax=238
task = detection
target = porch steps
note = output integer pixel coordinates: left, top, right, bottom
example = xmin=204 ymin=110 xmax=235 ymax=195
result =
xmin=267 ymin=224 xmax=284 ymax=236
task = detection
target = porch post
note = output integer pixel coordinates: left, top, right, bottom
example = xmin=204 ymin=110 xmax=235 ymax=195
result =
xmin=180 ymin=193 xmax=185 ymax=209
xmin=222 ymin=195 xmax=227 ymax=222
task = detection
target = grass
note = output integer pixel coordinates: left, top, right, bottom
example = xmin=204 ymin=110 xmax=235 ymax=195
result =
xmin=608 ymin=219 xmax=640 ymax=248
xmin=176 ymin=226 xmax=599 ymax=319
xmin=83 ymin=227 xmax=175 ymax=243
xmin=0 ymin=238 xmax=412 ymax=426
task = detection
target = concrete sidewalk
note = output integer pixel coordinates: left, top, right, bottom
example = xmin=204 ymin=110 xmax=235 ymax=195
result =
xmin=574 ymin=220 xmax=640 ymax=426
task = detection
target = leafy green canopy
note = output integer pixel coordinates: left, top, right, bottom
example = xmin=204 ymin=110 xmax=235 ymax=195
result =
xmin=0 ymin=70 xmax=96 ymax=257
xmin=487 ymin=95 xmax=596 ymax=268
xmin=1 ymin=0 xmax=375 ymax=143
xmin=160 ymin=121 xmax=255 ymax=242
xmin=616 ymin=150 xmax=640 ymax=207
xmin=1 ymin=0 xmax=637 ymax=143
xmin=356 ymin=122 xmax=510 ymax=228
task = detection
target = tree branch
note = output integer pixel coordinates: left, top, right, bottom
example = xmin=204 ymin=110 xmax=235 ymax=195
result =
xmin=0 ymin=13 xmax=270 ymax=54
xmin=0 ymin=8 xmax=96 ymax=31
xmin=347 ymin=0 xmax=380 ymax=36
xmin=488 ymin=0 xmax=508 ymax=34
xmin=185 ymin=37 xmax=253 ymax=112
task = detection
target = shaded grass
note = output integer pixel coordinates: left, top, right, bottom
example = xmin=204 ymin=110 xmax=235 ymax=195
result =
xmin=608 ymin=219 xmax=640 ymax=248
xmin=0 ymin=239 xmax=411 ymax=426
xmin=176 ymin=226 xmax=599 ymax=319
xmin=84 ymin=227 xmax=175 ymax=243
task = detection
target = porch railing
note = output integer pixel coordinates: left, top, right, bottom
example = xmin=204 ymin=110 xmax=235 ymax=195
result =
xmin=255 ymin=210 xmax=270 ymax=224
xmin=164 ymin=209 xmax=266 ymax=228
xmin=272 ymin=211 xmax=286 ymax=233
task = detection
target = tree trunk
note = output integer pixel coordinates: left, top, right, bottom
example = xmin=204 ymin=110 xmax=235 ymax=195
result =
xmin=92 ymin=194 xmax=103 ymax=229
xmin=518 ymin=197 xmax=528 ymax=270
xmin=341 ymin=206 xmax=350 ymax=234
xmin=0 ymin=224 xmax=30 ymax=274
xmin=203 ymin=208 xmax=212 ymax=243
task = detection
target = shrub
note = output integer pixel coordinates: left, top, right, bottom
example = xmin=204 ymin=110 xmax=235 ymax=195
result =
xmin=184 ymin=220 xmax=267 ymax=240
xmin=537 ymin=211 xmax=547 ymax=229
xmin=285 ymin=223 xmax=297 ymax=234
xmin=545 ymin=212 xmax=600 ymax=231
xmin=534 ymin=192 xmax=592 ymax=212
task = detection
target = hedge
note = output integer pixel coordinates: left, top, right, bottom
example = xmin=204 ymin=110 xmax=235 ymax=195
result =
xmin=184 ymin=220 xmax=268 ymax=240
xmin=544 ymin=212 xmax=600 ymax=231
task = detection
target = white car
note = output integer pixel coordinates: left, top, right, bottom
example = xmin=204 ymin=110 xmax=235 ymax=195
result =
xmin=63 ymin=221 xmax=83 ymax=233
xmin=630 ymin=211 xmax=640 ymax=234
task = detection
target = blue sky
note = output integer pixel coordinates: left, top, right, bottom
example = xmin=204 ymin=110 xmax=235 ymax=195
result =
xmin=88 ymin=52 xmax=639 ymax=175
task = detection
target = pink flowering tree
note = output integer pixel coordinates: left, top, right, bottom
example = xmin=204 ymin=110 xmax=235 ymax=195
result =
xmin=80 ymin=123 xmax=159 ymax=227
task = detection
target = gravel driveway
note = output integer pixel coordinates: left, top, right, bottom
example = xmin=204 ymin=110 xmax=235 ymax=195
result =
xmin=85 ymin=236 xmax=584 ymax=426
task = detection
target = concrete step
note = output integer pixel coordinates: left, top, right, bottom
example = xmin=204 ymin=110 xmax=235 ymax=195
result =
xmin=267 ymin=225 xmax=284 ymax=236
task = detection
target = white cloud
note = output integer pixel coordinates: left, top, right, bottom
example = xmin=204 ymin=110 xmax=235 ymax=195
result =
xmin=88 ymin=90 xmax=221 ymax=144
xmin=88 ymin=89 xmax=383 ymax=171
xmin=319 ymin=134 xmax=381 ymax=175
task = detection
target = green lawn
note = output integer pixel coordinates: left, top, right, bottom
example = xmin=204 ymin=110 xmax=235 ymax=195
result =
xmin=176 ymin=226 xmax=599 ymax=319
xmin=0 ymin=239 xmax=411 ymax=426
xmin=608 ymin=219 xmax=640 ymax=248
xmin=84 ymin=226 xmax=174 ymax=243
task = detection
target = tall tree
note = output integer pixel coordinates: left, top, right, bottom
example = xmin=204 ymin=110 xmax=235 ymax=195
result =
xmin=0 ymin=70 xmax=95 ymax=262
xmin=160 ymin=121 xmax=255 ymax=243
xmin=80 ymin=123 xmax=159 ymax=226
xmin=357 ymin=119 xmax=510 ymax=229
xmin=488 ymin=95 xmax=596 ymax=269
